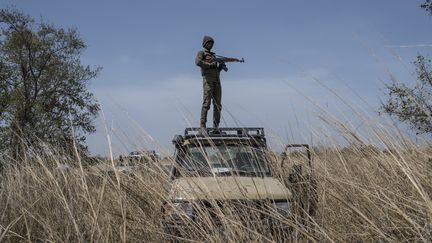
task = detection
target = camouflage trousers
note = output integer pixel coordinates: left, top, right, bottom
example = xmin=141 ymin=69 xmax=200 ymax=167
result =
xmin=200 ymin=76 xmax=222 ymax=128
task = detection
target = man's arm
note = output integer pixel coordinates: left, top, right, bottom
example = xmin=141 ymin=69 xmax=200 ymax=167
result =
xmin=195 ymin=51 xmax=215 ymax=69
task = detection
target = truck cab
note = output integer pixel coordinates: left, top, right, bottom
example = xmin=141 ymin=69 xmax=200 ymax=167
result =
xmin=161 ymin=128 xmax=293 ymax=239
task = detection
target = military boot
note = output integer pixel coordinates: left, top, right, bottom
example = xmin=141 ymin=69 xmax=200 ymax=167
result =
xmin=212 ymin=124 xmax=221 ymax=134
xmin=199 ymin=125 xmax=208 ymax=136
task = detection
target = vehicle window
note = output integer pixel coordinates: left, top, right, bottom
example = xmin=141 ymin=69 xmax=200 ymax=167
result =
xmin=178 ymin=144 xmax=271 ymax=177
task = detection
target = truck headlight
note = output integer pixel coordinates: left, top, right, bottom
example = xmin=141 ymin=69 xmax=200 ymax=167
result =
xmin=174 ymin=202 xmax=194 ymax=218
xmin=163 ymin=202 xmax=194 ymax=220
xmin=273 ymin=201 xmax=290 ymax=216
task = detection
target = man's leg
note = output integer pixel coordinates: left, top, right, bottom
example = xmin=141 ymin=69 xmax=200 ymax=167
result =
xmin=200 ymin=77 xmax=212 ymax=134
xmin=212 ymin=81 xmax=222 ymax=129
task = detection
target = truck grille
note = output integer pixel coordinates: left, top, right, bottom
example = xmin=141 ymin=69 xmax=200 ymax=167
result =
xmin=194 ymin=200 xmax=274 ymax=227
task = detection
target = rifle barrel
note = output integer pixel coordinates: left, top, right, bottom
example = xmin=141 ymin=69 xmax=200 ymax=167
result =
xmin=215 ymin=55 xmax=244 ymax=63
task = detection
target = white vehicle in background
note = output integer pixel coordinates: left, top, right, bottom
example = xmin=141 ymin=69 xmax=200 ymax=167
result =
xmin=112 ymin=150 xmax=161 ymax=175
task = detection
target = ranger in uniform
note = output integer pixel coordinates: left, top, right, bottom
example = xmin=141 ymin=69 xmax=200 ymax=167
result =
xmin=195 ymin=36 xmax=222 ymax=135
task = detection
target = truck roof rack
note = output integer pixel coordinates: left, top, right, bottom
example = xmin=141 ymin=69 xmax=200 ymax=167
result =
xmin=184 ymin=127 xmax=265 ymax=138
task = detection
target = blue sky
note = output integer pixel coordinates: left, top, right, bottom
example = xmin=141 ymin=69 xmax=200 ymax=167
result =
xmin=2 ymin=1 xmax=432 ymax=156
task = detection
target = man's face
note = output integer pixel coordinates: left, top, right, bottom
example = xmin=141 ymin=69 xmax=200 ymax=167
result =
xmin=204 ymin=41 xmax=214 ymax=50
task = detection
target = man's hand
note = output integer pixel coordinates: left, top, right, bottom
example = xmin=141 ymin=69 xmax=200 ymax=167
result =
xmin=209 ymin=62 xmax=218 ymax=68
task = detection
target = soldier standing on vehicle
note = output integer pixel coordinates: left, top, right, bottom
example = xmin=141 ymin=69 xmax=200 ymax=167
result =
xmin=195 ymin=36 xmax=221 ymax=135
xmin=195 ymin=36 xmax=244 ymax=135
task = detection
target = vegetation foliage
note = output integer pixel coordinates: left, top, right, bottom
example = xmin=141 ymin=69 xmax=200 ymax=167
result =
xmin=0 ymin=128 xmax=431 ymax=242
xmin=382 ymin=55 xmax=432 ymax=134
xmin=421 ymin=0 xmax=432 ymax=15
xmin=381 ymin=3 xmax=432 ymax=134
xmin=0 ymin=8 xmax=100 ymax=160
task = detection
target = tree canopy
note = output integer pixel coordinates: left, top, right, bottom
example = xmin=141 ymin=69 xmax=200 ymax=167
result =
xmin=0 ymin=8 xmax=101 ymax=159
xmin=382 ymin=56 xmax=432 ymax=134
xmin=380 ymin=2 xmax=432 ymax=135
xmin=421 ymin=0 xmax=432 ymax=15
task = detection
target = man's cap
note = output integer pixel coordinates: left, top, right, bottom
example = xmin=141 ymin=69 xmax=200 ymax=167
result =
xmin=202 ymin=35 xmax=214 ymax=48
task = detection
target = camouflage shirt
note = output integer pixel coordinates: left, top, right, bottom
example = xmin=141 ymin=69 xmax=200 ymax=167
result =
xmin=195 ymin=49 xmax=219 ymax=79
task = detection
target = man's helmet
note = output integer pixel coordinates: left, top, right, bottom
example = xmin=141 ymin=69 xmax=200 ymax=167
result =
xmin=202 ymin=35 xmax=214 ymax=48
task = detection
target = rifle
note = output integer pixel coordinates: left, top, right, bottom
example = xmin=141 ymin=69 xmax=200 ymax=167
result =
xmin=214 ymin=55 xmax=244 ymax=72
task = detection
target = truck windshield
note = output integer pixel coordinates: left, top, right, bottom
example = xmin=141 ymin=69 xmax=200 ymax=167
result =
xmin=177 ymin=144 xmax=271 ymax=177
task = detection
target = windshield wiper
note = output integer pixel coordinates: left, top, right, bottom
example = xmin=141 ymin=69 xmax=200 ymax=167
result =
xmin=183 ymin=167 xmax=212 ymax=176
xmin=215 ymin=169 xmax=259 ymax=177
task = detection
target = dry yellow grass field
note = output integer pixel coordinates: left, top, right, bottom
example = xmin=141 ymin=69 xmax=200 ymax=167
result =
xmin=1 ymin=127 xmax=431 ymax=243
xmin=0 ymin=107 xmax=432 ymax=242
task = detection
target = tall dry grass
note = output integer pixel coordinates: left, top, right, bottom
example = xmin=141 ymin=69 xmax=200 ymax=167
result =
xmin=0 ymin=122 xmax=431 ymax=242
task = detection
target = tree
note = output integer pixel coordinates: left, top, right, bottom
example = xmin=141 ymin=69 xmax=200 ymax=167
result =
xmin=382 ymin=56 xmax=432 ymax=134
xmin=0 ymin=8 xmax=101 ymax=159
xmin=380 ymin=2 xmax=432 ymax=134
xmin=421 ymin=0 xmax=432 ymax=15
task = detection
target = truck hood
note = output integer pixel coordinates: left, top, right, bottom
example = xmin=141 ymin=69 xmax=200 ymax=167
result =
xmin=171 ymin=177 xmax=291 ymax=201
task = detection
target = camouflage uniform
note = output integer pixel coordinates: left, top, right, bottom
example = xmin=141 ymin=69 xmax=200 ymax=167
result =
xmin=195 ymin=36 xmax=222 ymax=129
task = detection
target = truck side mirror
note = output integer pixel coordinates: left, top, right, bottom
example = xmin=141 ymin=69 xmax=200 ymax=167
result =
xmin=281 ymin=144 xmax=312 ymax=169
xmin=172 ymin=135 xmax=184 ymax=148
xmin=282 ymin=144 xmax=312 ymax=185
xmin=288 ymin=164 xmax=303 ymax=183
